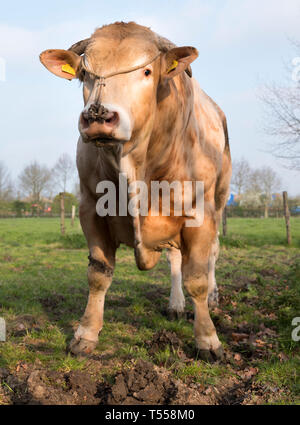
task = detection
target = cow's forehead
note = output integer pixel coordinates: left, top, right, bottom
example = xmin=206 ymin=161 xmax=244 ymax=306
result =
xmin=84 ymin=23 xmax=159 ymax=73
xmin=85 ymin=36 xmax=158 ymax=73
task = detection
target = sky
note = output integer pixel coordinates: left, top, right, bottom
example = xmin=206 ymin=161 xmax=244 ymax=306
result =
xmin=0 ymin=0 xmax=300 ymax=194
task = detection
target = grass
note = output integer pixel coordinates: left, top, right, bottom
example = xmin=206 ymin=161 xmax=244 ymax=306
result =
xmin=0 ymin=217 xmax=299 ymax=404
xmin=220 ymin=217 xmax=300 ymax=248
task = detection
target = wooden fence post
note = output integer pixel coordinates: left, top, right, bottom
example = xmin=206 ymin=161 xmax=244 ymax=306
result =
xmin=222 ymin=206 xmax=227 ymax=237
xmin=71 ymin=205 xmax=75 ymax=227
xmin=60 ymin=192 xmax=65 ymax=235
xmin=282 ymin=191 xmax=291 ymax=245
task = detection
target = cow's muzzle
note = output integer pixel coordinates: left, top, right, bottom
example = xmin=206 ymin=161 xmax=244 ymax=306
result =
xmin=79 ymin=104 xmax=120 ymax=143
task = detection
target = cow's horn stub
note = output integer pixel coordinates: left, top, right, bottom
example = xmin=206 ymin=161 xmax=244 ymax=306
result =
xmin=68 ymin=38 xmax=90 ymax=55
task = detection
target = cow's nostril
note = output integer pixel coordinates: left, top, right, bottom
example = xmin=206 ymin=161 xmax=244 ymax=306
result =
xmin=104 ymin=112 xmax=119 ymax=125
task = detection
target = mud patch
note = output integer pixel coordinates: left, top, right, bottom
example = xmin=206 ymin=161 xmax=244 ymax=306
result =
xmin=0 ymin=361 xmax=213 ymax=405
xmin=1 ymin=368 xmax=100 ymax=405
xmin=144 ymin=287 xmax=169 ymax=303
xmin=0 ymin=360 xmax=290 ymax=405
xmin=39 ymin=293 xmax=66 ymax=319
xmin=146 ymin=330 xmax=183 ymax=355
xmin=101 ymin=360 xmax=214 ymax=405
xmin=145 ymin=330 xmax=190 ymax=364
xmin=7 ymin=314 xmax=43 ymax=337
xmin=216 ymin=378 xmax=273 ymax=405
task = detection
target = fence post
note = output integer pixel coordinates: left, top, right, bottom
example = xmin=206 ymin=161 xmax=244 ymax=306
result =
xmin=60 ymin=192 xmax=65 ymax=235
xmin=222 ymin=206 xmax=227 ymax=237
xmin=282 ymin=191 xmax=291 ymax=245
xmin=71 ymin=205 xmax=75 ymax=227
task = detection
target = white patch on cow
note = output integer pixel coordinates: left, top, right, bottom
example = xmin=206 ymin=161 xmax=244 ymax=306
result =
xmin=196 ymin=332 xmax=221 ymax=351
xmin=208 ymin=254 xmax=217 ymax=295
xmin=74 ymin=324 xmax=98 ymax=343
xmin=208 ymin=236 xmax=219 ymax=307
xmin=167 ymin=248 xmax=185 ymax=313
xmin=103 ymin=103 xmax=132 ymax=141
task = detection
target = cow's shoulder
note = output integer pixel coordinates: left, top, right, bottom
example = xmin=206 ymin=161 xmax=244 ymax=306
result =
xmin=192 ymin=79 xmax=226 ymax=153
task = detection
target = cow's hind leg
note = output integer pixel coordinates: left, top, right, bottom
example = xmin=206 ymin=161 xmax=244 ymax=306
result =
xmin=69 ymin=204 xmax=116 ymax=356
xmin=182 ymin=214 xmax=223 ymax=362
xmin=167 ymin=247 xmax=185 ymax=319
xmin=208 ymin=236 xmax=219 ymax=309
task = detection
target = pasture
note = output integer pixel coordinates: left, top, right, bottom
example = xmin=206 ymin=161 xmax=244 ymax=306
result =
xmin=0 ymin=217 xmax=299 ymax=404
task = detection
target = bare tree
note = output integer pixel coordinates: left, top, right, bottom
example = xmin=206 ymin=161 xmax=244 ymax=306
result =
xmin=53 ymin=153 xmax=75 ymax=193
xmin=260 ymin=40 xmax=300 ymax=170
xmin=18 ymin=161 xmax=52 ymax=202
xmin=72 ymin=180 xmax=81 ymax=202
xmin=231 ymin=158 xmax=251 ymax=195
xmin=247 ymin=166 xmax=281 ymax=217
xmin=0 ymin=161 xmax=13 ymax=201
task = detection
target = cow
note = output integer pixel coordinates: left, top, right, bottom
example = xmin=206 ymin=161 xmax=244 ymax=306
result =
xmin=40 ymin=21 xmax=231 ymax=362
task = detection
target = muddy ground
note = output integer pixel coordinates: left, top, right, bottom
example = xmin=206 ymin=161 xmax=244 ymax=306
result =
xmin=0 ymin=330 xmax=278 ymax=405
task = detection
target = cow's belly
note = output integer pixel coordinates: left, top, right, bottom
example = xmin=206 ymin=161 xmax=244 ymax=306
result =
xmin=140 ymin=215 xmax=183 ymax=250
xmin=106 ymin=214 xmax=183 ymax=250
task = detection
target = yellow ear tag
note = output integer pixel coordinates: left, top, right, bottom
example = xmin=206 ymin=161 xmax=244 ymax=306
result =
xmin=61 ymin=64 xmax=76 ymax=76
xmin=167 ymin=60 xmax=178 ymax=73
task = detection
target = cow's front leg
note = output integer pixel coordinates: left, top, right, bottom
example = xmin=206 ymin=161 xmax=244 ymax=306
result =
xmin=69 ymin=200 xmax=116 ymax=356
xmin=69 ymin=257 xmax=114 ymax=356
xmin=182 ymin=218 xmax=223 ymax=362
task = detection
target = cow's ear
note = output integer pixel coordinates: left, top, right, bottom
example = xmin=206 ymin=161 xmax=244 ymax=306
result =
xmin=39 ymin=49 xmax=81 ymax=80
xmin=161 ymin=46 xmax=198 ymax=80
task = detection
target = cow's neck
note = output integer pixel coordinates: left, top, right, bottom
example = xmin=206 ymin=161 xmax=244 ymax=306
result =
xmin=147 ymin=74 xmax=194 ymax=182
xmin=119 ymin=73 xmax=194 ymax=269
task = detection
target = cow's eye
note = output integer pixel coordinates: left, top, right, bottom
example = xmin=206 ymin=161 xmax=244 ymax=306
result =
xmin=144 ymin=69 xmax=151 ymax=77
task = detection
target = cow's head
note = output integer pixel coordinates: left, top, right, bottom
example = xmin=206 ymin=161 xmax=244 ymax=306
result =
xmin=40 ymin=22 xmax=198 ymax=149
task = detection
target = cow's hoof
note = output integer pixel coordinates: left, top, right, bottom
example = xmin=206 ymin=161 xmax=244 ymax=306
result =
xmin=197 ymin=345 xmax=224 ymax=363
xmin=167 ymin=309 xmax=185 ymax=321
xmin=208 ymin=287 xmax=219 ymax=309
xmin=68 ymin=337 xmax=98 ymax=357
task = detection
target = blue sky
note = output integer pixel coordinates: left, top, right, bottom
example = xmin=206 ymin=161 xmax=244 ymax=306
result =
xmin=0 ymin=0 xmax=300 ymax=194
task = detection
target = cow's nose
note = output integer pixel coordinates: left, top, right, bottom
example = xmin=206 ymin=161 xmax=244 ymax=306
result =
xmin=80 ymin=109 xmax=119 ymax=140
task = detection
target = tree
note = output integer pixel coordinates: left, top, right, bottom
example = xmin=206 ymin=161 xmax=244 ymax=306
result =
xmin=52 ymin=153 xmax=75 ymax=193
xmin=52 ymin=192 xmax=78 ymax=214
xmin=13 ymin=200 xmax=29 ymax=217
xmin=247 ymin=166 xmax=281 ymax=217
xmin=72 ymin=181 xmax=80 ymax=202
xmin=0 ymin=161 xmax=13 ymax=201
xmin=231 ymin=158 xmax=251 ymax=195
xmin=260 ymin=40 xmax=300 ymax=170
xmin=18 ymin=161 xmax=52 ymax=203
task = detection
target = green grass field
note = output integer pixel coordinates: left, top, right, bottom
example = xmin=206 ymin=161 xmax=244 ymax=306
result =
xmin=0 ymin=217 xmax=299 ymax=404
